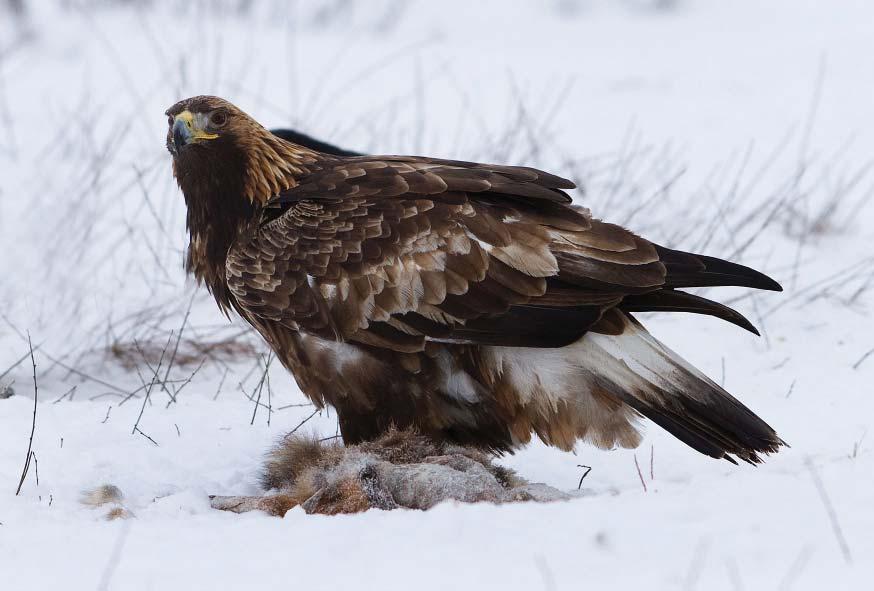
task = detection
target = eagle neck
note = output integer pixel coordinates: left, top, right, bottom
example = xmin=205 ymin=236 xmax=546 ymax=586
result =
xmin=176 ymin=153 xmax=256 ymax=312
xmin=241 ymin=134 xmax=319 ymax=205
xmin=175 ymin=134 xmax=317 ymax=312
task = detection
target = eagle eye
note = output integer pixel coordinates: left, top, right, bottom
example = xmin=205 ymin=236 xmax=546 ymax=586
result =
xmin=209 ymin=110 xmax=228 ymax=127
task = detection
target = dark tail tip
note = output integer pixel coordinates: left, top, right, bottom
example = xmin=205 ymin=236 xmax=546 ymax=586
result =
xmin=695 ymin=253 xmax=783 ymax=292
xmin=657 ymin=245 xmax=784 ymax=292
xmin=621 ymin=289 xmax=762 ymax=336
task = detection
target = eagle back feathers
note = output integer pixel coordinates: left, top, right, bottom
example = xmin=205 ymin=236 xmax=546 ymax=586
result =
xmin=225 ymin=156 xmax=636 ymax=352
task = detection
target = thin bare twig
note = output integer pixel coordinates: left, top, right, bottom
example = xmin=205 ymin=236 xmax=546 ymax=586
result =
xmin=162 ymin=296 xmax=196 ymax=406
xmin=15 ymin=334 xmax=38 ymax=496
xmin=249 ymin=353 xmax=273 ymax=426
xmin=52 ymin=385 xmax=77 ymax=404
xmin=131 ymin=333 xmax=172 ymax=437
xmin=213 ymin=367 xmax=229 ymax=401
xmin=282 ymin=408 xmax=321 ymax=440
xmin=134 ymin=427 xmax=159 ymax=447
xmin=0 ymin=344 xmax=41 ymax=384
xmin=633 ymin=454 xmax=648 ymax=493
xmin=576 ymin=465 xmax=592 ymax=490
xmin=97 ymin=519 xmax=133 ymax=591
xmin=804 ymin=457 xmax=852 ymax=564
xmin=650 ymin=445 xmax=654 ymax=481
xmin=852 ymin=347 xmax=874 ymax=370
xmin=276 ymin=402 xmax=315 ymax=410
xmin=41 ymin=351 xmax=127 ymax=395
xmin=777 ymin=545 xmax=814 ymax=591
xmin=165 ymin=357 xmax=205 ymax=409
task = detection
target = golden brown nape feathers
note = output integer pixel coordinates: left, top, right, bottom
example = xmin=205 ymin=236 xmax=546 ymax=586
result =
xmin=166 ymin=95 xmax=785 ymax=465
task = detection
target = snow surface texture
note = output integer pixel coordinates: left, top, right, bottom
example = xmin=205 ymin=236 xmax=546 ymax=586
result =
xmin=1 ymin=1 xmax=872 ymax=589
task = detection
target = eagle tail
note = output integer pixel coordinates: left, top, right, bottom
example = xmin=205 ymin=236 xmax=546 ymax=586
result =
xmin=656 ymin=245 xmax=783 ymax=292
xmin=581 ymin=312 xmax=785 ymax=464
xmin=619 ymin=289 xmax=761 ymax=335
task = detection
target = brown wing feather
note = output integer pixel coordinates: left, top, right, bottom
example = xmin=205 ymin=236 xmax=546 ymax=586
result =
xmin=274 ymin=156 xmax=575 ymax=204
xmin=229 ymin=156 xmax=779 ymax=353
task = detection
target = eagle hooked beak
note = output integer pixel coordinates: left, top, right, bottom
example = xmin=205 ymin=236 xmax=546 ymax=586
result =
xmin=170 ymin=110 xmax=218 ymax=154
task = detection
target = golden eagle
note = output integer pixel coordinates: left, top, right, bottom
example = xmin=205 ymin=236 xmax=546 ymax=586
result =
xmin=166 ymin=96 xmax=784 ymax=463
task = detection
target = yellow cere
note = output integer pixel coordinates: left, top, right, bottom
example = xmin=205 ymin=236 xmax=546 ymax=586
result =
xmin=175 ymin=110 xmax=219 ymax=140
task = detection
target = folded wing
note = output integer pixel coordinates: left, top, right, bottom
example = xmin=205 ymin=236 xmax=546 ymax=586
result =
xmin=225 ymin=155 xmax=784 ymax=463
xmin=228 ymin=156 xmax=778 ymax=352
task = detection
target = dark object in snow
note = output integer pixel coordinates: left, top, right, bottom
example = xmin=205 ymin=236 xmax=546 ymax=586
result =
xmin=0 ymin=382 xmax=14 ymax=399
xmin=211 ymin=428 xmax=570 ymax=516
xmin=166 ymin=95 xmax=785 ymax=466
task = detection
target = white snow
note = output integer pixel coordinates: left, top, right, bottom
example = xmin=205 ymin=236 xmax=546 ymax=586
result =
xmin=1 ymin=1 xmax=872 ymax=589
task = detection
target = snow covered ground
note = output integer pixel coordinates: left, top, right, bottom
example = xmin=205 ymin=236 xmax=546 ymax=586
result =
xmin=1 ymin=1 xmax=872 ymax=588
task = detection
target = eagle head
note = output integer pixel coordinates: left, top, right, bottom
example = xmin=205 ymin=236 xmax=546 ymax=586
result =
xmin=165 ymin=95 xmax=317 ymax=205
xmin=165 ymin=95 xmax=247 ymax=156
